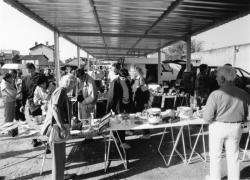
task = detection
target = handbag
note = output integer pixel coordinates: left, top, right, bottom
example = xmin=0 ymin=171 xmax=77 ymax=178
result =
xmin=46 ymin=89 xmax=71 ymax=144
xmin=49 ymin=124 xmax=70 ymax=144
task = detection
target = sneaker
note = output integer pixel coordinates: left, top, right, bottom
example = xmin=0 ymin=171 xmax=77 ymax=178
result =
xmin=140 ymin=134 xmax=151 ymax=140
xmin=120 ymin=143 xmax=131 ymax=149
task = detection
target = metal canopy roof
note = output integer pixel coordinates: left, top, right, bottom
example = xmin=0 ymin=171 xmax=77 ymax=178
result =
xmin=4 ymin=0 xmax=250 ymax=61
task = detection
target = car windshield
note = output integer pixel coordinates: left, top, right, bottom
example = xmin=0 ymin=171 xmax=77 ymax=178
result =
xmin=237 ymin=68 xmax=250 ymax=78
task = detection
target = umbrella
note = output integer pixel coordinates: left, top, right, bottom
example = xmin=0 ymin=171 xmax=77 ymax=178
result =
xmin=1 ymin=63 xmax=25 ymax=70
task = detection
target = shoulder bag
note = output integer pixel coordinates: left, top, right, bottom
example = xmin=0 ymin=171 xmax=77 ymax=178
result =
xmin=47 ymin=89 xmax=71 ymax=144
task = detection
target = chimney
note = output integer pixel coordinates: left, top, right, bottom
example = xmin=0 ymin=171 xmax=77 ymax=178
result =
xmin=35 ymin=42 xmax=38 ymax=46
xmin=46 ymin=41 xmax=49 ymax=46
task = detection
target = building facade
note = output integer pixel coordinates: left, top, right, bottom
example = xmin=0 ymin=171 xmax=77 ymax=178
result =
xmin=22 ymin=55 xmax=49 ymax=69
xmin=29 ymin=42 xmax=54 ymax=62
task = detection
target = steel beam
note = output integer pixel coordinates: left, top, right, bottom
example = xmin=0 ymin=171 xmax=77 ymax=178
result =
xmin=92 ymin=53 xmax=144 ymax=57
xmin=77 ymin=46 xmax=80 ymax=68
xmin=89 ymin=0 xmax=108 ymax=56
xmin=158 ymin=50 xmax=162 ymax=84
xmin=54 ymin=31 xmax=60 ymax=87
xmin=62 ymin=32 xmax=180 ymax=40
xmin=82 ymin=46 xmax=154 ymax=52
xmin=185 ymin=35 xmax=191 ymax=72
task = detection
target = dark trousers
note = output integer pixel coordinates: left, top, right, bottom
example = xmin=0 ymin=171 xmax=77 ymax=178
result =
xmin=52 ymin=142 xmax=66 ymax=180
xmin=15 ymin=99 xmax=25 ymax=121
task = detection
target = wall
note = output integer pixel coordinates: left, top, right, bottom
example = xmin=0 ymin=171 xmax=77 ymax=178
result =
xmin=234 ymin=44 xmax=250 ymax=72
xmin=30 ymin=46 xmax=54 ymax=62
xmin=192 ymin=43 xmax=250 ymax=72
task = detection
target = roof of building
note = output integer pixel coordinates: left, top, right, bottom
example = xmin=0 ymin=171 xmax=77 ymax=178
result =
xmin=21 ymin=55 xmax=49 ymax=61
xmin=29 ymin=43 xmax=54 ymax=51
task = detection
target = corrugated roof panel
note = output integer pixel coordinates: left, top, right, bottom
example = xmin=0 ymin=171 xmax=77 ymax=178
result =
xmin=4 ymin=0 xmax=250 ymax=59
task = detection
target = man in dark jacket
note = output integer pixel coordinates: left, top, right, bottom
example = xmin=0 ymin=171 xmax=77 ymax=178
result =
xmin=20 ymin=63 xmax=43 ymax=119
xmin=106 ymin=68 xmax=134 ymax=149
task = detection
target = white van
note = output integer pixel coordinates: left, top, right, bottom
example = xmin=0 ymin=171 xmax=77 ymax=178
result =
xmin=123 ymin=58 xmax=182 ymax=84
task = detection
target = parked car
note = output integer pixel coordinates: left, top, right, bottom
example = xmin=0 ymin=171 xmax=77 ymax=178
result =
xmin=162 ymin=60 xmax=250 ymax=94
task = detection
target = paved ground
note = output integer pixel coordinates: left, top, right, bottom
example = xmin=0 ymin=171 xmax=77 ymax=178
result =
xmin=0 ymin=98 xmax=250 ymax=180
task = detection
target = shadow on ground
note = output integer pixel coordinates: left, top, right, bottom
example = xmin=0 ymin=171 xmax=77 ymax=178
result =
xmin=67 ymin=126 xmax=209 ymax=179
xmin=240 ymin=165 xmax=250 ymax=179
xmin=0 ymin=146 xmax=45 ymax=161
xmin=3 ymin=125 xmax=210 ymax=180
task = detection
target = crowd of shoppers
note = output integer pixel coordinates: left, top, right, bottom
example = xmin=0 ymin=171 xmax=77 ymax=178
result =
xmin=1 ymin=61 xmax=250 ymax=180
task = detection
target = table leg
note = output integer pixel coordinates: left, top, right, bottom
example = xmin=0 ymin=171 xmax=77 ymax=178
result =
xmin=167 ymin=126 xmax=184 ymax=166
xmin=202 ymin=125 xmax=207 ymax=162
xmin=104 ymin=130 xmax=127 ymax=172
xmin=187 ymin=125 xmax=193 ymax=149
xmin=40 ymin=146 xmax=47 ymax=175
xmin=114 ymin=130 xmax=128 ymax=169
xmin=242 ymin=132 xmax=250 ymax=161
xmin=104 ymin=131 xmax=112 ymax=172
xmin=170 ymin=126 xmax=186 ymax=162
xmin=187 ymin=124 xmax=206 ymax=164
xmin=181 ymin=129 xmax=187 ymax=163
xmin=158 ymin=128 xmax=168 ymax=166
xmin=158 ymin=126 xmax=185 ymax=166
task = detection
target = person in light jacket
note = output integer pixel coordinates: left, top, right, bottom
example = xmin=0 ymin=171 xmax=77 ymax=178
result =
xmin=33 ymin=75 xmax=56 ymax=118
xmin=76 ymin=68 xmax=97 ymax=119
xmin=0 ymin=73 xmax=17 ymax=123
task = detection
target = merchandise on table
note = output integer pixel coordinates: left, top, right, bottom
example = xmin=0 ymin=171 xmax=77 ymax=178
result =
xmin=146 ymin=108 xmax=162 ymax=124
xmin=177 ymin=106 xmax=193 ymax=120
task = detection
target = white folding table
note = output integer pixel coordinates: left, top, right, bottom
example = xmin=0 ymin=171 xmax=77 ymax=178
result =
xmin=104 ymin=117 xmax=208 ymax=171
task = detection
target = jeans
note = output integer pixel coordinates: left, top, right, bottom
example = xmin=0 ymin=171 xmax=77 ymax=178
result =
xmin=209 ymin=122 xmax=242 ymax=180
xmin=52 ymin=142 xmax=66 ymax=180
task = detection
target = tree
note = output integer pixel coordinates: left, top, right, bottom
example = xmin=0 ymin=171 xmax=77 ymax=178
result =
xmin=162 ymin=40 xmax=203 ymax=60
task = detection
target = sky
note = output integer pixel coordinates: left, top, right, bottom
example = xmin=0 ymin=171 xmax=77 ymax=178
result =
xmin=0 ymin=1 xmax=250 ymax=61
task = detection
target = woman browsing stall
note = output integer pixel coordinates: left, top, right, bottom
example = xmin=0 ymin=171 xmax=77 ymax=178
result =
xmin=42 ymin=74 xmax=77 ymax=180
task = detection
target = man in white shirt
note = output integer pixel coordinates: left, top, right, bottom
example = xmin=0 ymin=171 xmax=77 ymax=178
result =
xmin=204 ymin=66 xmax=250 ymax=180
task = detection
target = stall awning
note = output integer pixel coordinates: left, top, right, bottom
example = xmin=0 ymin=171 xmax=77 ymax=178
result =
xmin=4 ymin=0 xmax=250 ymax=61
